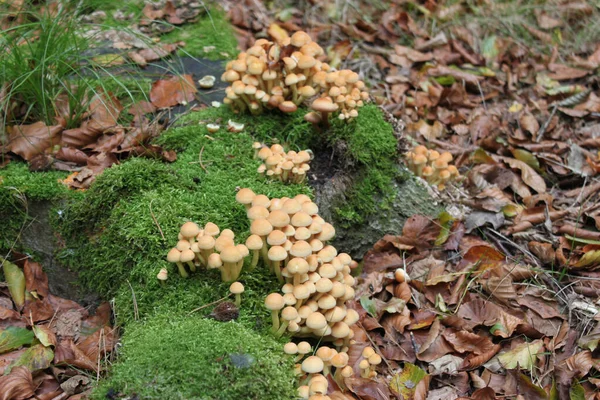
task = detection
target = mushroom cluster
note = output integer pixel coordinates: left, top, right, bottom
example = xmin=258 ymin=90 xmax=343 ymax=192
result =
xmin=284 ymin=342 xmax=354 ymax=400
xmin=358 ymin=346 xmax=381 ymax=379
xmin=166 ymin=221 xmax=249 ymax=282
xmin=254 ymin=142 xmax=313 ymax=184
xmin=221 ymin=30 xmax=369 ymax=126
xmin=405 ymin=145 xmax=460 ymax=190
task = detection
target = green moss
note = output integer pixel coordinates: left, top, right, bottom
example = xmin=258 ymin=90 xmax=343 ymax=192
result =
xmin=92 ymin=315 xmax=296 ymax=400
xmin=324 ymin=105 xmax=401 ymax=227
xmin=162 ymin=7 xmax=238 ymax=60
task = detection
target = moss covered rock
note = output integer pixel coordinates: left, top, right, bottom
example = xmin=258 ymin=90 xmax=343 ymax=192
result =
xmin=92 ymin=315 xmax=296 ymax=400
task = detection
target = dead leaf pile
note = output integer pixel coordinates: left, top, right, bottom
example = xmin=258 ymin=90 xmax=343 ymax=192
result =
xmin=0 ymin=255 xmax=116 ymax=400
xmin=139 ymin=0 xmax=205 ymax=35
xmin=0 ymin=89 xmax=177 ymax=189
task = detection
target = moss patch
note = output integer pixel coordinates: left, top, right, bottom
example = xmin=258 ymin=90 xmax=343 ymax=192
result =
xmin=325 ymin=105 xmax=402 ymax=227
xmin=92 ymin=315 xmax=296 ymax=400
xmin=162 ymin=7 xmax=238 ymax=60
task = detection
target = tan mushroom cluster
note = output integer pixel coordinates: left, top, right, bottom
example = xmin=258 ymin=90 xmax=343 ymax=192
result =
xmin=165 ymin=221 xmax=249 ymax=282
xmin=236 ymin=189 xmax=358 ymax=350
xmin=254 ymin=142 xmax=312 ymax=184
xmin=284 ymin=342 xmax=354 ymax=400
xmin=221 ymin=30 xmax=369 ymax=125
xmin=405 ymin=145 xmax=460 ymax=190
xmin=358 ymin=346 xmax=381 ymax=379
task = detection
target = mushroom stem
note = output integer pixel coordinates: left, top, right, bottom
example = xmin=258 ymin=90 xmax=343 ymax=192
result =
xmin=186 ymin=261 xmax=196 ymax=273
xmin=249 ymin=250 xmax=260 ymax=271
xmin=223 ymin=261 xmax=237 ymax=282
xmin=275 ymin=319 xmax=289 ymax=337
xmin=234 ymin=293 xmax=241 ymax=306
xmin=271 ymin=310 xmax=280 ymax=333
xmin=272 ymin=260 xmax=283 ymax=283
xmin=176 ymin=262 xmax=189 ymax=278
xmin=321 ymin=111 xmax=330 ymax=128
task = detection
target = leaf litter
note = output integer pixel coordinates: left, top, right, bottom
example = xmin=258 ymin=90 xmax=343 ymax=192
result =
xmin=0 ymin=256 xmax=116 ymax=399
xmin=219 ymin=0 xmax=600 ymax=397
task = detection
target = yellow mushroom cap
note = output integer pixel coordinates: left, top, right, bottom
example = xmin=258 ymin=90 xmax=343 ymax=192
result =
xmin=344 ymin=309 xmax=360 ymax=326
xmin=252 ymin=194 xmax=271 ymax=208
xmin=368 ymin=353 xmax=382 ymax=365
xmin=268 ymin=210 xmax=291 ymax=228
xmin=167 ymin=248 xmax=181 ymax=263
xmin=287 ymin=258 xmax=309 ymax=275
xmin=204 ymin=222 xmax=220 ymax=237
xmin=220 ymin=245 xmax=243 ymax=263
xmin=230 ymin=281 xmax=245 ymax=294
xmin=265 ymin=293 xmax=285 ymax=311
xmin=281 ymin=306 xmax=299 ymax=321
xmin=180 ymin=249 xmax=195 ymax=263
xmin=290 ymin=240 xmax=312 ymax=258
xmin=267 ymin=230 xmax=287 ymax=246
xmin=359 ymin=359 xmax=370 ymax=370
xmin=247 ymin=205 xmax=270 ymax=220
xmin=207 ymin=253 xmax=222 ymax=269
xmin=250 ymin=219 xmax=273 ymax=237
xmin=284 ymin=342 xmax=298 ymax=355
xmin=301 ymin=356 xmax=324 ymax=374
xmin=180 ymin=222 xmax=200 ymax=239
xmin=306 ymin=312 xmax=327 ymax=330
xmin=341 ymin=365 xmax=353 ymax=378
xmin=268 ymin=246 xmax=288 ymax=262
xmin=297 ymin=341 xmax=312 ymax=354
xmin=311 ymin=97 xmax=339 ymax=113
xmin=197 ymin=235 xmax=216 ymax=250
xmin=214 ymin=236 xmax=235 ymax=252
xmin=236 ymin=188 xmax=256 ymax=206
xmin=157 ymin=268 xmax=168 ymax=281
xmin=245 ymin=234 xmax=263 ymax=250
xmin=176 ymin=240 xmax=191 ymax=251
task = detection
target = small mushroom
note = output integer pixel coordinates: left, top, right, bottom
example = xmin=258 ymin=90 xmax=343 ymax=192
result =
xmin=206 ymin=123 xmax=220 ymax=133
xmin=265 ymin=293 xmax=285 ymax=333
xmin=227 ymin=120 xmax=245 ymax=132
xmin=198 ymin=75 xmax=216 ymax=89
xmin=167 ymin=248 xmax=189 ymax=278
xmin=229 ymin=282 xmax=245 ymax=306
xmin=157 ymin=268 xmax=168 ymax=286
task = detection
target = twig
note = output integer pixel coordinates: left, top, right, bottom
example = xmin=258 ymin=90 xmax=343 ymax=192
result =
xmin=126 ymin=279 xmax=139 ymax=321
xmin=199 ymin=145 xmax=207 ymax=173
xmin=536 ymin=104 xmax=557 ymax=143
xmin=149 ymin=199 xmax=165 ymax=241
xmin=188 ymin=295 xmax=231 ymax=315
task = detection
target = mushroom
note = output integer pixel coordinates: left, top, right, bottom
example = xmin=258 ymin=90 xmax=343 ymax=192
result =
xmin=198 ymin=75 xmax=216 ymax=89
xmin=310 ymin=97 xmax=338 ymax=128
xmin=245 ymin=234 xmax=263 ymax=270
xmin=157 ymin=268 xmax=168 ymax=286
xmin=180 ymin=222 xmax=200 ymax=243
xmin=167 ymin=248 xmax=188 ymax=278
xmin=220 ymin=245 xmax=243 ymax=282
xmin=265 ymin=293 xmax=285 ymax=332
xmin=230 ymin=282 xmax=245 ymax=306
xmin=235 ymin=188 xmax=256 ymax=210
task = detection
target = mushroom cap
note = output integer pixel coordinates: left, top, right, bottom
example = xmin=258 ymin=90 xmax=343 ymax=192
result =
xmin=281 ymin=199 xmax=301 ymax=215
xmin=309 ymin=238 xmax=324 ymax=253
xmin=318 ymin=245 xmax=337 ymax=263
xmin=306 ymin=312 xmax=327 ymax=330
xmin=204 ymin=222 xmax=220 ymax=237
xmin=220 ymin=245 xmax=243 ymax=263
xmin=368 ymin=354 xmax=382 ymax=365
xmin=284 ymin=342 xmax=298 ymax=355
xmin=279 ymin=101 xmax=298 ymax=113
xmin=283 ymin=292 xmax=297 ymax=306
xmin=331 ymin=321 xmax=350 ymax=338
xmin=267 ymin=230 xmax=287 ymax=246
xmin=315 ymin=277 xmax=333 ymax=293
xmin=268 ymin=210 xmax=290 ymax=228
xmin=258 ymin=147 xmax=273 ymax=160
xmin=317 ymin=294 xmax=336 ymax=310
xmin=176 ymin=240 xmax=191 ymax=251
xmin=301 ymin=201 xmax=318 ymax=215
xmin=324 ymin=306 xmax=347 ymax=323
xmin=214 ymin=236 xmax=235 ymax=252
xmin=341 ymin=365 xmax=353 ymax=378
xmin=247 ymin=205 xmax=270 ymax=220
xmin=297 ymin=341 xmax=312 ymax=354
xmin=268 ymin=245 xmax=287 ymax=262
xmin=236 ymin=244 xmax=249 ymax=258
xmin=297 ymin=55 xmax=316 ymax=69
xmin=265 ymin=293 xmax=285 ymax=310
xmin=157 ymin=268 xmax=168 ymax=281
xmin=180 ymin=249 xmax=195 ymax=263
xmin=293 ymin=284 xmax=311 ymax=300
xmin=167 ymin=248 xmax=181 ymax=263
xmin=250 ymin=218 xmax=273 ymax=236
xmin=291 ymin=31 xmax=312 ymax=47
xmin=180 ymin=222 xmax=200 ymax=239
xmin=304 ymin=111 xmax=322 ymax=124
xmin=290 ymin=240 xmax=312 ymax=258
xmin=294 ymin=227 xmax=311 ymax=241
xmin=245 ymin=234 xmax=263 ymax=250
xmin=311 ymin=97 xmax=339 ymax=113
xmin=318 ymin=264 xmax=337 ymax=279
xmin=316 ymin=223 xmax=335 ymax=241
xmin=207 ymin=253 xmax=222 ymax=269
xmin=236 ymin=188 xmax=256 ymax=205
xmin=252 ymin=194 xmax=271 ymax=208
xmin=197 ymin=235 xmax=216 ymax=250
xmin=281 ymin=306 xmax=299 ymax=321
xmin=291 ymin=211 xmax=312 ymax=228
xmin=294 ymin=194 xmax=312 ymax=204
xmin=344 ymin=308 xmax=360 ymax=325
xmin=287 ymin=257 xmax=309 ymax=275
xmin=230 ymin=281 xmax=245 ymax=294
xmin=302 ymin=356 xmax=324 ymax=374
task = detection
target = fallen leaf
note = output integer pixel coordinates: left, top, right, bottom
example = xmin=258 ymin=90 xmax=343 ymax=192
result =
xmin=150 ymin=74 xmax=197 ymax=108
xmin=389 ymin=362 xmax=429 ymax=398
xmin=0 ymin=327 xmax=35 ymax=354
xmin=8 ymin=343 xmax=54 ymax=373
xmin=2 ymin=260 xmax=26 ymax=310
xmin=4 ymin=122 xmax=62 ymax=161
xmin=0 ymin=366 xmax=35 ymax=400
xmin=497 ymin=156 xmax=547 ymax=193
xmin=496 ymin=339 xmax=544 ymax=370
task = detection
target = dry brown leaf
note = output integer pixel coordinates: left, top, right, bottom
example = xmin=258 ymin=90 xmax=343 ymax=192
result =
xmin=150 ymin=74 xmax=197 ymax=108
xmin=443 ymin=329 xmax=496 ymax=355
xmin=0 ymin=366 xmax=35 ymax=400
xmin=497 ymin=156 xmax=547 ymax=193
xmin=5 ymin=122 xmax=63 ymax=161
xmin=24 ymin=260 xmax=48 ymax=299
xmin=54 ymin=339 xmax=99 ymax=371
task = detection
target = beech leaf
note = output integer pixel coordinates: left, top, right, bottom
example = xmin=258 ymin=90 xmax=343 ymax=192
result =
xmin=389 ymin=362 xmax=428 ymax=398
xmin=0 ymin=327 xmax=35 ymax=354
xmin=498 ymin=156 xmax=547 ymax=193
xmin=497 ymin=339 xmax=544 ymax=370
xmin=2 ymin=260 xmax=26 ymax=310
